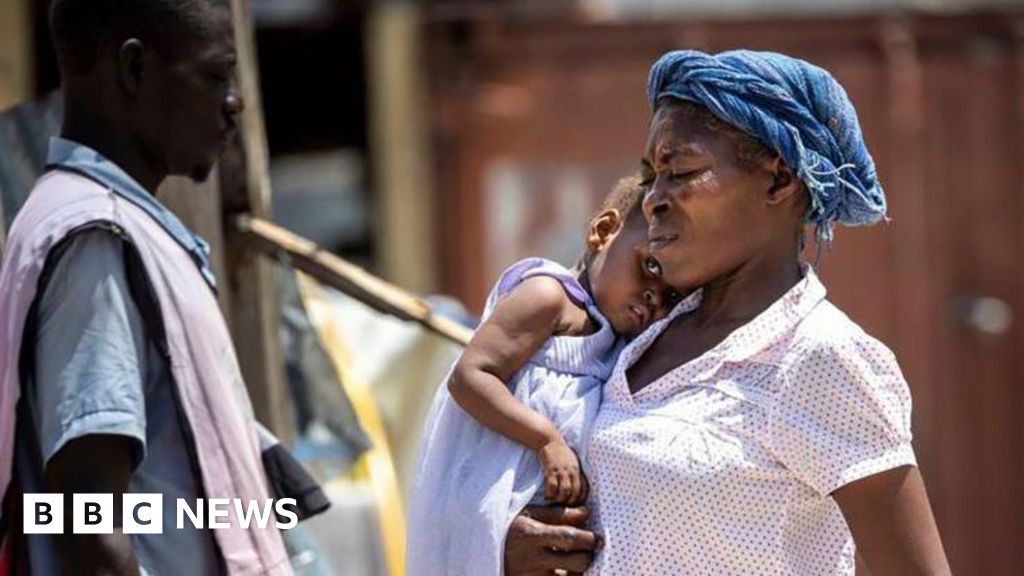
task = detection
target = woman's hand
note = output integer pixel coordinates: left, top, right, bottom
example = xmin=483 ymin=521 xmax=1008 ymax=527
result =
xmin=834 ymin=465 xmax=951 ymax=575
xmin=504 ymin=505 xmax=601 ymax=576
xmin=537 ymin=438 xmax=589 ymax=505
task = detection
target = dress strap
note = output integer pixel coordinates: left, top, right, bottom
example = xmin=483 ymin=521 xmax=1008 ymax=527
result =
xmin=488 ymin=258 xmax=591 ymax=315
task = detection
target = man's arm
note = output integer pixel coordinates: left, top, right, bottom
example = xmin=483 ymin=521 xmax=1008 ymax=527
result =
xmin=834 ymin=466 xmax=951 ymax=575
xmin=45 ymin=435 xmax=140 ymax=576
xmin=29 ymin=230 xmax=149 ymax=575
xmin=504 ymin=506 xmax=600 ymax=576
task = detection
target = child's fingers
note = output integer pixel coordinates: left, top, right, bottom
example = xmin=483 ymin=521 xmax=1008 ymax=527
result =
xmin=557 ymin=471 xmax=573 ymax=503
xmin=568 ymin=471 xmax=581 ymax=505
xmin=546 ymin=473 xmax=559 ymax=501
xmin=580 ymin=473 xmax=590 ymax=503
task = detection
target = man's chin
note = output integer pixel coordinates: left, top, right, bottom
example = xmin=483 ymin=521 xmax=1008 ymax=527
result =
xmin=188 ymin=162 xmax=217 ymax=184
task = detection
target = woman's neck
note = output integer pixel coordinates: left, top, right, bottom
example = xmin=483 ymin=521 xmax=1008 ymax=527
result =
xmin=693 ymin=252 xmax=803 ymax=329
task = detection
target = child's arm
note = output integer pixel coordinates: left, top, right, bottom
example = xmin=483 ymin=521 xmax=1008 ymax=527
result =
xmin=448 ymin=276 xmax=587 ymax=504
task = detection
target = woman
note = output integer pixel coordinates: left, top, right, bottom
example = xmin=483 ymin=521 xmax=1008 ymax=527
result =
xmin=503 ymin=50 xmax=950 ymax=575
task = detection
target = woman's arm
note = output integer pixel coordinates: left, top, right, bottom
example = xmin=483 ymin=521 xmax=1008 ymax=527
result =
xmin=833 ymin=465 xmax=951 ymax=575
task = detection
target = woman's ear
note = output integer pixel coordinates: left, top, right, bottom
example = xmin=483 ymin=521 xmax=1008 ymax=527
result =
xmin=586 ymin=209 xmax=624 ymax=253
xmin=763 ymin=156 xmax=802 ymax=206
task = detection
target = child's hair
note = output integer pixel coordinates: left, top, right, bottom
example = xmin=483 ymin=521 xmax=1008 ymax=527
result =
xmin=579 ymin=174 xmax=648 ymax=267
xmin=598 ymin=173 xmax=647 ymax=225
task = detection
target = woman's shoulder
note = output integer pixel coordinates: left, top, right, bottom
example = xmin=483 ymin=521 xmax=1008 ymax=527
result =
xmin=785 ymin=298 xmax=902 ymax=378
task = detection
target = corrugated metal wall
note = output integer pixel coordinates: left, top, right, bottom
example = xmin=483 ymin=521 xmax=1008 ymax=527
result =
xmin=425 ymin=10 xmax=1024 ymax=574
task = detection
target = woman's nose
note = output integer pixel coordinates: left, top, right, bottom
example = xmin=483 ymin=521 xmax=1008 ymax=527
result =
xmin=643 ymin=181 xmax=671 ymax=221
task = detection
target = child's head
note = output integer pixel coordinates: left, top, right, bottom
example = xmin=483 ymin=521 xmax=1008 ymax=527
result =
xmin=582 ymin=174 xmax=683 ymax=337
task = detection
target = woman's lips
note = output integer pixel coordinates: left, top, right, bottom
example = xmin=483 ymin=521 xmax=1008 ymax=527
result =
xmin=649 ymin=233 xmax=678 ymax=252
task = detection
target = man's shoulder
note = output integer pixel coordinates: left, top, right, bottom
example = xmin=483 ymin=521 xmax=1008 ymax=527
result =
xmin=8 ymin=170 xmax=113 ymax=235
xmin=44 ymin=227 xmax=128 ymax=274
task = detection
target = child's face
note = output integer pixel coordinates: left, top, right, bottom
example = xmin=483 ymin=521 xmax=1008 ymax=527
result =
xmin=586 ymin=210 xmax=682 ymax=337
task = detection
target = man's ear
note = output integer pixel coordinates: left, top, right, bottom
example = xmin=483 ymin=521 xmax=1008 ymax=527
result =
xmin=116 ymin=39 xmax=146 ymax=96
xmin=586 ymin=209 xmax=624 ymax=253
xmin=763 ymin=156 xmax=802 ymax=206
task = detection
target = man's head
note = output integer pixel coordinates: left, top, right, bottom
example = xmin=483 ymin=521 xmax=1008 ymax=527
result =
xmin=51 ymin=0 xmax=243 ymax=184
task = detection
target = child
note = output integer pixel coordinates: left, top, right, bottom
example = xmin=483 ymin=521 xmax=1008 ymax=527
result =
xmin=407 ymin=175 xmax=681 ymax=576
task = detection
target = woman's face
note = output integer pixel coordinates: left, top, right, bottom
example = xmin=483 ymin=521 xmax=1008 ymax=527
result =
xmin=640 ymin=102 xmax=786 ymax=291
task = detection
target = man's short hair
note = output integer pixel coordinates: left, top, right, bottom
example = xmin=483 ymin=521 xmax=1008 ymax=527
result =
xmin=50 ymin=0 xmax=225 ymax=76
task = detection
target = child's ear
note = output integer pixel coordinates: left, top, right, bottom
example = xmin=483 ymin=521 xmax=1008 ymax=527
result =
xmin=587 ymin=209 xmax=624 ymax=252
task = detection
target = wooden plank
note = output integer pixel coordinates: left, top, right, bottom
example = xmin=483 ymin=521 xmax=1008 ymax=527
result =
xmin=0 ymin=189 xmax=6 ymax=255
xmin=0 ymin=0 xmax=30 ymax=250
xmin=222 ymin=0 xmax=292 ymax=441
xmin=920 ymin=45 xmax=981 ymax=576
xmin=879 ymin=17 xmax=936 ymax=457
xmin=237 ymin=215 xmax=472 ymax=347
xmin=0 ymin=0 xmax=31 ymax=111
xmin=368 ymin=3 xmax=439 ymax=293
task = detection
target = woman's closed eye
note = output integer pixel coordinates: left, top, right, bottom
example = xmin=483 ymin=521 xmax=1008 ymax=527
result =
xmin=668 ymin=167 xmax=714 ymax=185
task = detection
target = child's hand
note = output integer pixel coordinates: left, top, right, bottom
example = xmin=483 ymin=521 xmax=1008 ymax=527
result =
xmin=537 ymin=437 xmax=589 ymax=505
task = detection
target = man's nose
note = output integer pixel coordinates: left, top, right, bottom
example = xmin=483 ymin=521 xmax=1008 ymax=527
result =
xmin=224 ymin=92 xmax=245 ymax=117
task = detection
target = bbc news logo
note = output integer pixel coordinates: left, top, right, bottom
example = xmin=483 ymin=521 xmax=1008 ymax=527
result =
xmin=23 ymin=494 xmax=299 ymax=534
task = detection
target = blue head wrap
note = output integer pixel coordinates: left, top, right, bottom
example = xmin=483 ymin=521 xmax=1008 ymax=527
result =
xmin=647 ymin=50 xmax=886 ymax=242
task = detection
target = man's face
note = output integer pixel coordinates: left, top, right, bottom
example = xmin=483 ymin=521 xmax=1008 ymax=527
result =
xmin=137 ymin=5 xmax=242 ymax=182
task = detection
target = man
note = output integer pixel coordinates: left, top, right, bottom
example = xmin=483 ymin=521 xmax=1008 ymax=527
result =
xmin=0 ymin=0 xmax=292 ymax=574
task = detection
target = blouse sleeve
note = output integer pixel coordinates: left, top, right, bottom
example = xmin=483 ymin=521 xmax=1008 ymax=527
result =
xmin=768 ymin=333 xmax=917 ymax=496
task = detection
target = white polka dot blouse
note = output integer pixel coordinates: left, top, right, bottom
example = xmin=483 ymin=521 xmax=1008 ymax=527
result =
xmin=587 ymin=265 xmax=916 ymax=575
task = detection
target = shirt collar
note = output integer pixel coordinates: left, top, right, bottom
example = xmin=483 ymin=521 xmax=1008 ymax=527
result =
xmin=46 ymin=136 xmax=218 ymax=290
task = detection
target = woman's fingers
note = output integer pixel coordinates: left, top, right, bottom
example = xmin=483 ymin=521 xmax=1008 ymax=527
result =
xmin=522 ymin=504 xmax=590 ymax=527
xmin=539 ymin=549 xmax=592 ymax=574
xmin=505 ymin=510 xmax=599 ymax=575
xmin=537 ymin=523 xmax=601 ymax=553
